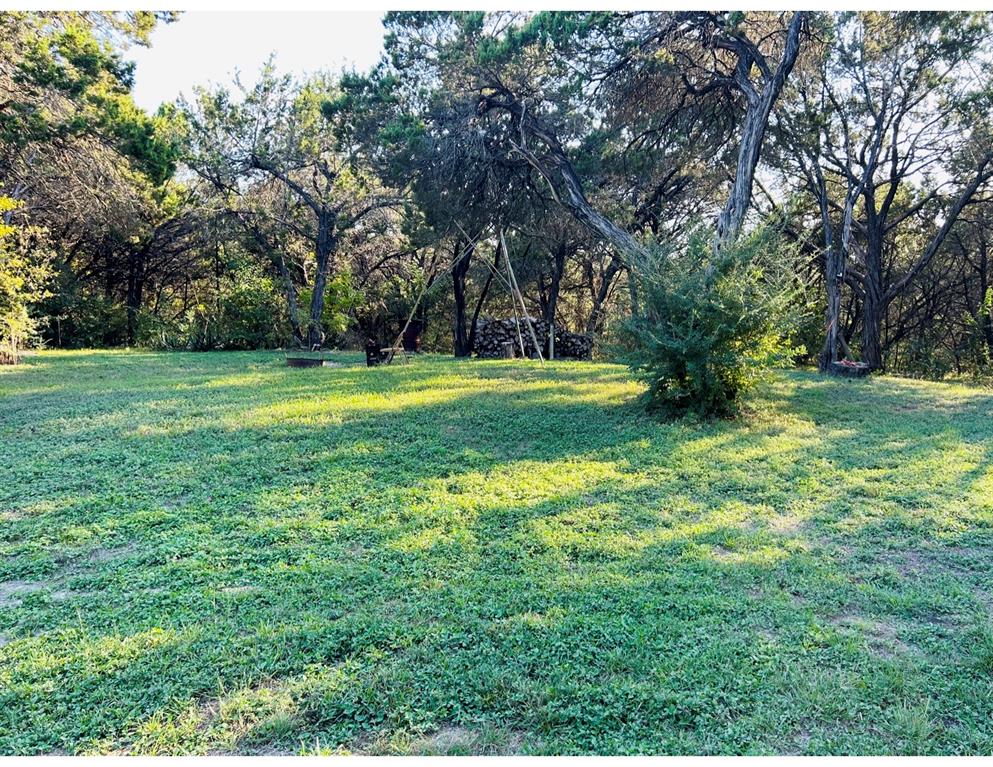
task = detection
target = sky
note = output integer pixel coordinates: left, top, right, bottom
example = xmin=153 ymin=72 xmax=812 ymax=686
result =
xmin=127 ymin=12 xmax=386 ymax=113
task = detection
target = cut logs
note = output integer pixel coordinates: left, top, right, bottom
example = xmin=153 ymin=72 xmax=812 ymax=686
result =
xmin=473 ymin=317 xmax=593 ymax=360
xmin=553 ymin=328 xmax=594 ymax=360
xmin=473 ymin=317 xmax=546 ymax=358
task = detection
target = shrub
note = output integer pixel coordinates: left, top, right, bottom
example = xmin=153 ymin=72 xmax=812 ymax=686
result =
xmin=621 ymin=226 xmax=804 ymax=419
xmin=138 ymin=266 xmax=290 ymax=350
xmin=42 ymin=279 xmax=129 ymax=348
xmin=0 ymin=198 xmax=52 ymax=363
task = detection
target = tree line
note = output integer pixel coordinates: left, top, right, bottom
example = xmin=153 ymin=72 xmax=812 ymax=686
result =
xmin=3 ymin=11 xmax=993 ymax=391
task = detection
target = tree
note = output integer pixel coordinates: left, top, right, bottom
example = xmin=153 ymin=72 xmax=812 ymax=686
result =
xmin=0 ymin=196 xmax=51 ymax=363
xmin=780 ymin=12 xmax=993 ymax=370
xmin=1 ymin=12 xmax=179 ymax=195
xmin=183 ymin=64 xmax=400 ymax=349
xmin=1 ymin=12 xmax=187 ymax=349
xmin=367 ymin=23 xmax=554 ymax=355
xmin=467 ymin=12 xmax=808 ymax=260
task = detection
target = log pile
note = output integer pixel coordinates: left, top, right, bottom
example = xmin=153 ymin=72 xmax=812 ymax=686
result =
xmin=473 ymin=317 xmax=548 ymax=358
xmin=472 ymin=317 xmax=594 ymax=360
xmin=553 ymin=328 xmax=594 ymax=360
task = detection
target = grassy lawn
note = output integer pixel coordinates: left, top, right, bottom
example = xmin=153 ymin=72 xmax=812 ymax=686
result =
xmin=1 ymin=350 xmax=993 ymax=755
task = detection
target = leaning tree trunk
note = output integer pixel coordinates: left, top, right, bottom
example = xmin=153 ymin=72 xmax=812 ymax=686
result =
xmin=715 ymin=12 xmax=805 ymax=250
xmin=306 ymin=214 xmax=335 ymax=350
xmin=477 ymin=92 xmax=649 ymax=268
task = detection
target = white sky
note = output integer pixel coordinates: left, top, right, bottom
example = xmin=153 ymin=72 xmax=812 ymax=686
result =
xmin=127 ymin=12 xmax=386 ymax=112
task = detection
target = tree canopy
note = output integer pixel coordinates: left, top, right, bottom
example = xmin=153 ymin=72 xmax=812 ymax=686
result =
xmin=4 ymin=10 xmax=993 ymax=389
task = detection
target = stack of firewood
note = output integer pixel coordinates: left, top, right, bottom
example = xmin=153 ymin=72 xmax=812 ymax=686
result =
xmin=473 ymin=317 xmax=548 ymax=358
xmin=472 ymin=318 xmax=594 ymax=360
xmin=553 ymin=328 xmax=594 ymax=360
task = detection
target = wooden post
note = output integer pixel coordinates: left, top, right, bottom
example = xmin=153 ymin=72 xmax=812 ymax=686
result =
xmin=548 ymin=321 xmax=554 ymax=360
xmin=506 ymin=279 xmax=527 ymax=358
xmin=501 ymin=229 xmax=544 ymax=364
xmin=502 ymin=232 xmax=527 ymax=358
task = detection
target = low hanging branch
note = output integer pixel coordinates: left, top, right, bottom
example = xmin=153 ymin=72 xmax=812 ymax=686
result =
xmin=476 ymin=11 xmax=808 ymax=271
xmin=477 ymin=90 xmax=649 ymax=267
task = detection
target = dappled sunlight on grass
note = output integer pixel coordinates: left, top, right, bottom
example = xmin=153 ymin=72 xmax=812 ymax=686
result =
xmin=1 ymin=625 xmax=187 ymax=692
xmin=3 ymin=351 xmax=993 ymax=754
xmin=230 ymin=382 xmax=483 ymax=429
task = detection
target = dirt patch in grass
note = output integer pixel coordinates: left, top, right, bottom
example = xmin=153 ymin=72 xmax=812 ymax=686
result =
xmin=788 ymin=728 xmax=812 ymax=754
xmin=875 ymin=545 xmax=993 ymax=613
xmin=86 ymin=543 xmax=138 ymax=564
xmin=766 ymin=514 xmax=810 ymax=535
xmin=756 ymin=627 xmax=778 ymax=643
xmin=220 ymin=585 xmax=256 ymax=595
xmin=418 ymin=725 xmax=476 ymax=753
xmin=2 ymin=545 xmax=141 ymax=610
xmin=0 ymin=579 xmax=46 ymax=608
xmin=831 ymin=613 xmax=914 ymax=659
xmin=406 ymin=725 xmax=527 ymax=756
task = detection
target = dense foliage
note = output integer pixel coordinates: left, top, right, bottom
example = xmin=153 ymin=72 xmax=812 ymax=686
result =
xmin=0 ymin=196 xmax=50 ymax=363
xmin=623 ymin=228 xmax=804 ymax=418
xmin=3 ymin=11 xmax=993 ymax=406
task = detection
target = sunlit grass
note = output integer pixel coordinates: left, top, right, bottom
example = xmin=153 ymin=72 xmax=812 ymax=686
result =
xmin=1 ymin=350 xmax=993 ymax=754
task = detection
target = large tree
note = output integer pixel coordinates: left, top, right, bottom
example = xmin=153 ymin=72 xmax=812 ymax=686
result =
xmin=463 ymin=11 xmax=808 ymax=259
xmin=779 ymin=11 xmax=993 ymax=370
xmin=375 ymin=11 xmax=808 ymax=350
xmin=183 ymin=64 xmax=401 ymax=349
xmin=1 ymin=11 xmax=185 ymax=349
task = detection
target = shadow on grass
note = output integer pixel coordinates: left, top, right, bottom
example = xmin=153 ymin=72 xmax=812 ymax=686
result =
xmin=2 ymin=353 xmax=993 ymax=754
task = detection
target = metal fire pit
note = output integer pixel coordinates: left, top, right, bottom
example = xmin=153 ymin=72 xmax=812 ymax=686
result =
xmin=285 ymin=351 xmax=333 ymax=368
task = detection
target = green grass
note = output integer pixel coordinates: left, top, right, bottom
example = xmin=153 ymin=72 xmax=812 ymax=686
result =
xmin=2 ymin=350 xmax=993 ymax=755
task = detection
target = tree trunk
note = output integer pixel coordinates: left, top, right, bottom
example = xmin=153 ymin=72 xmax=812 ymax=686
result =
xmin=626 ymin=266 xmax=640 ymax=319
xmin=125 ymin=249 xmax=147 ymax=346
xmin=980 ymin=244 xmax=993 ymax=359
xmin=715 ymin=12 xmax=806 ymax=249
xmin=861 ymin=268 xmax=885 ymax=370
xmin=859 ymin=184 xmax=887 ymax=371
xmin=816 ymin=170 xmax=857 ymax=371
xmin=715 ymin=103 xmax=768 ymax=248
xmin=306 ymin=213 xmax=334 ymax=350
xmin=984 ymin=297 xmax=993 ymax=361
xmin=542 ymin=242 xmax=567 ymax=325
xmin=468 ymin=242 xmax=500 ymax=354
xmin=451 ymin=240 xmax=474 ymax=357
xmin=819 ymin=250 xmax=843 ymax=371
xmin=586 ymin=255 xmax=623 ymax=334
